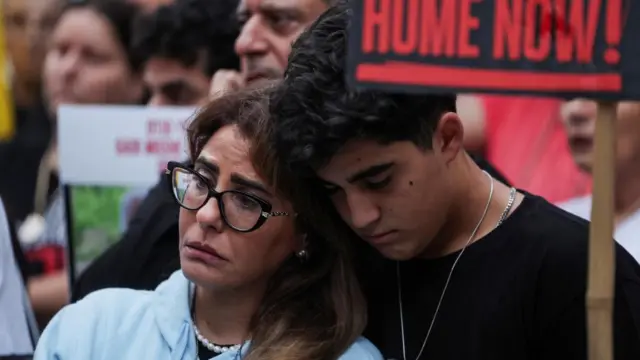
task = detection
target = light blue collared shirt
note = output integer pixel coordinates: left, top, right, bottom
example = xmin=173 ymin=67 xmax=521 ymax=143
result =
xmin=34 ymin=271 xmax=382 ymax=360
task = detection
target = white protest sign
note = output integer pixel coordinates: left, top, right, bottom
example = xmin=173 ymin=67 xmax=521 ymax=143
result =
xmin=59 ymin=105 xmax=196 ymax=187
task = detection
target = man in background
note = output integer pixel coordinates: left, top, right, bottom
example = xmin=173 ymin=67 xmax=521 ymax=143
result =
xmin=131 ymin=0 xmax=238 ymax=107
xmin=457 ymin=94 xmax=591 ymax=203
xmin=559 ymin=100 xmax=640 ymax=262
xmin=209 ymin=0 xmax=332 ymax=94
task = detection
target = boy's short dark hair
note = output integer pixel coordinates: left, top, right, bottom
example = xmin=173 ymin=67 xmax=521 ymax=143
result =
xmin=270 ymin=0 xmax=457 ymax=174
xmin=131 ymin=0 xmax=239 ymax=76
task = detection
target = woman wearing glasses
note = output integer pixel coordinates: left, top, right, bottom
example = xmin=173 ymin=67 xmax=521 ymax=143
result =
xmin=33 ymin=86 xmax=382 ymax=360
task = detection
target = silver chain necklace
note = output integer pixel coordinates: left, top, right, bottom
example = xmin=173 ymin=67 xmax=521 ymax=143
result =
xmin=397 ymin=171 xmax=514 ymax=360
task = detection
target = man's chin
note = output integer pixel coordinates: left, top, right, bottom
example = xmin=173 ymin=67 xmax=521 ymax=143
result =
xmin=246 ymin=76 xmax=279 ymax=89
xmin=574 ymin=156 xmax=594 ymax=174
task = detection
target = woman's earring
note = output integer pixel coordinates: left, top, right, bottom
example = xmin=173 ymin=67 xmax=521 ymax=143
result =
xmin=296 ymin=249 xmax=309 ymax=262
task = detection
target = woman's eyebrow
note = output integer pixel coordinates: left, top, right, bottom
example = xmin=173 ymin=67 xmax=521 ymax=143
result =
xmin=230 ymin=174 xmax=271 ymax=197
xmin=195 ymin=157 xmax=219 ymax=173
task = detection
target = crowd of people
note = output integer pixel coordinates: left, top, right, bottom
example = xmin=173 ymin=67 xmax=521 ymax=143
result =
xmin=0 ymin=0 xmax=639 ymax=359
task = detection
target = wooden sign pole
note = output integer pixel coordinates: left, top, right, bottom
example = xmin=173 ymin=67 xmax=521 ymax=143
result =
xmin=587 ymin=101 xmax=617 ymax=360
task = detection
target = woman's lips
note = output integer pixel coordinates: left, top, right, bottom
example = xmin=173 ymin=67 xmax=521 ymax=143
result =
xmin=184 ymin=242 xmax=227 ymax=265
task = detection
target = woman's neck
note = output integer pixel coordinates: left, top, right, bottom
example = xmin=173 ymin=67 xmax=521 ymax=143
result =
xmin=193 ymin=282 xmax=266 ymax=346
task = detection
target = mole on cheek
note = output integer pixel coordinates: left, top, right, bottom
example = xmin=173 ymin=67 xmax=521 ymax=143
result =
xmin=409 ymin=181 xmax=414 ymax=186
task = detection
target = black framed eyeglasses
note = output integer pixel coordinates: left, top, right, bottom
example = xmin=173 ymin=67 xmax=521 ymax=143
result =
xmin=165 ymin=161 xmax=289 ymax=232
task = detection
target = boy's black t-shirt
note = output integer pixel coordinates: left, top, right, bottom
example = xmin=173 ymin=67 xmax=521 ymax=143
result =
xmin=362 ymin=194 xmax=640 ymax=360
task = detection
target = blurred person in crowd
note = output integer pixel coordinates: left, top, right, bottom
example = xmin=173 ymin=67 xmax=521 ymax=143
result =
xmin=1 ymin=0 xmax=63 ymax=210
xmin=36 ymin=86 xmax=381 ymax=360
xmin=0 ymin=0 xmax=145 ymax=327
xmin=209 ymin=0 xmax=331 ymax=95
xmin=72 ymin=0 xmax=241 ymax=300
xmin=559 ymin=100 xmax=640 ymax=262
xmin=269 ymin=2 xmax=640 ymax=359
xmin=3 ymin=0 xmax=62 ymax=110
xmin=457 ymin=94 xmax=591 ymax=203
xmin=0 ymin=198 xmax=36 ymax=360
xmin=72 ymin=0 xmax=509 ymax=301
xmin=131 ymin=0 xmax=239 ymax=107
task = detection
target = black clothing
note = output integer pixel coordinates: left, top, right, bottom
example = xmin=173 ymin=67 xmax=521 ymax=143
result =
xmin=0 ymin=102 xmax=56 ymax=225
xmin=362 ymin=195 xmax=640 ymax=360
xmin=197 ymin=343 xmax=216 ymax=360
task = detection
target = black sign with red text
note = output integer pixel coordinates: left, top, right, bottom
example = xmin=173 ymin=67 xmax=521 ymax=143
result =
xmin=346 ymin=0 xmax=639 ymax=99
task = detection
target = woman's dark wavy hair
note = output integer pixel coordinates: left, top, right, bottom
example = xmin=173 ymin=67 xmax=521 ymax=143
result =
xmin=59 ymin=0 xmax=144 ymax=72
xmin=186 ymin=85 xmax=367 ymax=360
xmin=270 ymin=0 xmax=457 ymax=176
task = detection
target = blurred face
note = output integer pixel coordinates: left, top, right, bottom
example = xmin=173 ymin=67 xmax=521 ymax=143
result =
xmin=316 ymin=115 xmax=464 ymax=260
xmin=144 ymin=57 xmax=211 ymax=107
xmin=561 ymin=99 xmax=640 ymax=173
xmin=43 ymin=8 xmax=143 ymax=116
xmin=179 ymin=125 xmax=301 ymax=289
xmin=4 ymin=0 xmax=62 ymax=85
xmin=235 ymin=0 xmax=328 ymax=86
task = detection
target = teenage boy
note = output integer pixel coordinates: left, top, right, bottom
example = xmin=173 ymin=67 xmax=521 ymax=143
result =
xmin=269 ymin=2 xmax=640 ymax=359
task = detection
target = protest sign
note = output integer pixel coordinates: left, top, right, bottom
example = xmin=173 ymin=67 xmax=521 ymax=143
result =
xmin=58 ymin=105 xmax=194 ymax=279
xmin=346 ymin=0 xmax=637 ymax=99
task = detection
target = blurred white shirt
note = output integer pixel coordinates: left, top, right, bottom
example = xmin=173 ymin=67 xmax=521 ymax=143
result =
xmin=560 ymin=195 xmax=640 ymax=263
xmin=0 ymin=198 xmax=34 ymax=357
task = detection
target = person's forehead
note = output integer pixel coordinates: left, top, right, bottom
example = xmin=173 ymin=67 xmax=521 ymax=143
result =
xmin=3 ymin=0 xmax=26 ymax=14
xmin=145 ymin=58 xmax=190 ymax=75
xmin=317 ymin=140 xmax=394 ymax=179
xmin=144 ymin=57 xmax=205 ymax=82
xmin=239 ymin=0 xmax=325 ymax=13
xmin=618 ymin=101 xmax=640 ymax=123
xmin=55 ymin=9 xmax=117 ymax=43
xmin=202 ymin=127 xmax=263 ymax=179
xmin=27 ymin=0 xmax=60 ymax=15
xmin=127 ymin=0 xmax=172 ymax=11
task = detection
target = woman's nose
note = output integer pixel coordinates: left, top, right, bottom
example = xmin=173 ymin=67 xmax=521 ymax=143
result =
xmin=195 ymin=197 xmax=225 ymax=232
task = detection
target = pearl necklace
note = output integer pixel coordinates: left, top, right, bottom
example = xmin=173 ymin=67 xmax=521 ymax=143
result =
xmin=193 ymin=324 xmax=242 ymax=354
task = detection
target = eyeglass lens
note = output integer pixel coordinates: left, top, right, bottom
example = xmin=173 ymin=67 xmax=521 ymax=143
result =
xmin=172 ymin=168 xmax=263 ymax=230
